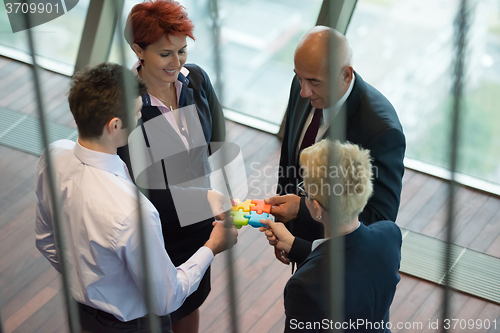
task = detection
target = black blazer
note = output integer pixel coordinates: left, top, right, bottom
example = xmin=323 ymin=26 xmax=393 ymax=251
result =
xmin=118 ymin=64 xmax=225 ymax=264
xmin=284 ymin=221 xmax=402 ymax=333
xmin=279 ymin=72 xmax=406 ymax=263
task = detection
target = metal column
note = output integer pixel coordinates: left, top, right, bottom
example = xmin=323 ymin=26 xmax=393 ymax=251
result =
xmin=442 ymin=0 xmax=471 ymax=331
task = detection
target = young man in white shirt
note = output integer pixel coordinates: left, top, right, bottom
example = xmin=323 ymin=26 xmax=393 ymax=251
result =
xmin=35 ymin=63 xmax=237 ymax=333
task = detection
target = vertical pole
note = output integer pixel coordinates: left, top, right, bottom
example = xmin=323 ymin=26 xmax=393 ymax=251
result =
xmin=74 ymin=0 xmax=124 ymax=72
xmin=318 ymin=0 xmax=360 ymax=329
xmin=22 ymin=1 xmax=81 ymax=332
xmin=442 ymin=0 xmax=469 ymax=331
xmin=327 ymin=36 xmax=345 ymax=332
xmin=113 ymin=1 xmax=160 ymax=332
xmin=0 ymin=310 xmax=5 ymax=333
xmin=219 ymin=166 xmax=240 ymax=333
xmin=316 ymin=0 xmax=358 ymax=34
xmin=209 ymin=1 xmax=239 ymax=332
xmin=209 ymin=0 xmax=224 ymax=104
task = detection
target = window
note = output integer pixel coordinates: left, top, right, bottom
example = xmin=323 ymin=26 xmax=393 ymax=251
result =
xmin=346 ymin=0 xmax=500 ymax=185
xmin=108 ymin=0 xmax=323 ymax=128
xmin=0 ymin=0 xmax=89 ymax=72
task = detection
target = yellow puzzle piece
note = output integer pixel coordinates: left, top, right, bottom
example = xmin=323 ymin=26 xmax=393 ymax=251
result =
xmin=231 ymin=199 xmax=254 ymax=212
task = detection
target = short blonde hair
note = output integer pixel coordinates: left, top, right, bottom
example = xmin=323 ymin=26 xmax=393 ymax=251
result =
xmin=299 ymin=140 xmax=373 ymax=224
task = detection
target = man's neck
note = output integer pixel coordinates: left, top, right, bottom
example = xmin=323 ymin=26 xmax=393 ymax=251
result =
xmin=329 ymin=73 xmax=355 ymax=110
xmin=78 ymin=138 xmax=117 ymax=155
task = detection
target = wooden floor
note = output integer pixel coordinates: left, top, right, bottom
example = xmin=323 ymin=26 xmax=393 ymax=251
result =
xmin=1 ymin=56 xmax=500 ymax=332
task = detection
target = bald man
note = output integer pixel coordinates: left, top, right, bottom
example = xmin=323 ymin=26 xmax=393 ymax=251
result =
xmin=267 ymin=26 xmax=406 ymax=265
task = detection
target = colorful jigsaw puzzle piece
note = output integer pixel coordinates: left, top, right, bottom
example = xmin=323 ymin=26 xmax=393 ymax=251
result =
xmin=250 ymin=199 xmax=271 ymax=215
xmin=231 ymin=199 xmax=254 ymax=212
xmin=230 ymin=199 xmax=273 ymax=229
xmin=230 ymin=209 xmax=249 ymax=229
xmin=244 ymin=211 xmax=270 ymax=228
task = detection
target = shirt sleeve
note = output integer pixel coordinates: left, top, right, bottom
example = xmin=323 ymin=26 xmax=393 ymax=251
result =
xmin=116 ymin=204 xmax=214 ymax=315
xmin=34 ymin=153 xmax=61 ymax=273
xmin=287 ymin=237 xmax=313 ymax=265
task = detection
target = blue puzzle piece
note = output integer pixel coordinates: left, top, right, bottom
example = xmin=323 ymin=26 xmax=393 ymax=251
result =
xmin=244 ymin=211 xmax=270 ymax=228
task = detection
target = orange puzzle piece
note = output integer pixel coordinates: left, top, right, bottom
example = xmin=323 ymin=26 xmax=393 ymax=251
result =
xmin=250 ymin=199 xmax=271 ymax=215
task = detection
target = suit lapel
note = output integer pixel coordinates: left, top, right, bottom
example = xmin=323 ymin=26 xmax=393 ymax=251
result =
xmin=291 ymin=96 xmax=312 ymax=166
xmin=181 ymin=89 xmax=198 ymax=147
xmin=318 ymin=71 xmax=365 ymax=141
xmin=178 ymin=71 xmax=189 ymax=109
xmin=177 ymin=72 xmax=208 ymax=149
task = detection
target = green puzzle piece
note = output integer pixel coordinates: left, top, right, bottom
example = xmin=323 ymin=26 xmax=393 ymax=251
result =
xmin=230 ymin=209 xmax=249 ymax=229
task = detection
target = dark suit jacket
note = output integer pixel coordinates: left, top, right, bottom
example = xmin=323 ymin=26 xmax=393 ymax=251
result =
xmin=284 ymin=221 xmax=402 ymax=333
xmin=118 ymin=64 xmax=225 ymax=264
xmin=279 ymin=72 xmax=406 ymax=263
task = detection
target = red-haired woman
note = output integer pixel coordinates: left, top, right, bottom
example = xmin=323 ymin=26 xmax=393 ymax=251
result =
xmin=118 ymin=1 xmax=226 ymax=332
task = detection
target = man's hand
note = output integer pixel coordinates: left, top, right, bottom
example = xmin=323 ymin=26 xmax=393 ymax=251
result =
xmin=204 ymin=221 xmax=238 ymax=255
xmin=207 ymin=190 xmax=233 ymax=221
xmin=265 ymin=194 xmax=301 ymax=223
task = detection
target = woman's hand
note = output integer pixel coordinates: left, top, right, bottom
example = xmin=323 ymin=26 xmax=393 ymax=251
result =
xmin=259 ymin=219 xmax=295 ymax=255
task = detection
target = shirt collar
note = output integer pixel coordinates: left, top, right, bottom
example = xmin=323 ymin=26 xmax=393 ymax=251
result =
xmin=73 ymin=139 xmax=129 ymax=181
xmin=311 ymin=238 xmax=330 ymax=252
xmin=323 ymin=73 xmax=356 ymax=123
xmin=310 ymin=221 xmax=361 ymax=252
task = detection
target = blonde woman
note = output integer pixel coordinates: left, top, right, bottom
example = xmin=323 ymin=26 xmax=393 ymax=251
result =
xmin=261 ymin=140 xmax=402 ymax=332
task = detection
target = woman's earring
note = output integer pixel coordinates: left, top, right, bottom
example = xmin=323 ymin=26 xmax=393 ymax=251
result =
xmin=139 ymin=59 xmax=144 ymax=66
xmin=316 ymin=216 xmax=322 ymax=220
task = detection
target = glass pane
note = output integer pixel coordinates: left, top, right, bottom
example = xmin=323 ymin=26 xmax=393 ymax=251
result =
xmin=108 ymin=0 xmax=323 ymax=125
xmin=346 ymin=0 xmax=500 ymax=185
xmin=0 ymin=0 xmax=89 ymax=66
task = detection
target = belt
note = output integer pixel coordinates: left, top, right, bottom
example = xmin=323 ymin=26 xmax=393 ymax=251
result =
xmin=78 ymin=302 xmax=147 ymax=329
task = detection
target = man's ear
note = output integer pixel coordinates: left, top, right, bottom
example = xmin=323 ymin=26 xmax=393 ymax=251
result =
xmin=342 ymin=66 xmax=354 ymax=85
xmin=105 ymin=117 xmax=122 ymax=136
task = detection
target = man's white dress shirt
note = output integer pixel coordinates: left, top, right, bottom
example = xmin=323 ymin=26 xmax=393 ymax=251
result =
xmin=35 ymin=139 xmax=214 ymax=321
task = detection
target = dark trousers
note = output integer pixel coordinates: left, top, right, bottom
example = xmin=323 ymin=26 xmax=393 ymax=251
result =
xmin=78 ymin=302 xmax=172 ymax=333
